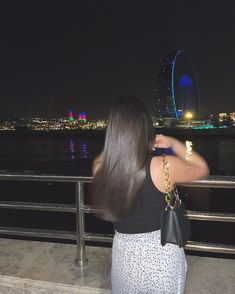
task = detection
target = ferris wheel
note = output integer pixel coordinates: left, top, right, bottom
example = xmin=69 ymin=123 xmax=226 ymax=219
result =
xmin=156 ymin=50 xmax=200 ymax=120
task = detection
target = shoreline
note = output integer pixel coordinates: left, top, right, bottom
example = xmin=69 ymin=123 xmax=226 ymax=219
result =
xmin=0 ymin=126 xmax=234 ymax=137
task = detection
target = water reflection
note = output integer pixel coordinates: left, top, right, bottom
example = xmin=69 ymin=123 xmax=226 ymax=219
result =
xmin=0 ymin=135 xmax=234 ymax=175
xmin=80 ymin=141 xmax=88 ymax=159
xmin=68 ymin=140 xmax=89 ymax=160
xmin=69 ymin=140 xmax=76 ymax=160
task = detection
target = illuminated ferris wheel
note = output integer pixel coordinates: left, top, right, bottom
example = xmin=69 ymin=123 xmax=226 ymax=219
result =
xmin=155 ymin=50 xmax=200 ymax=120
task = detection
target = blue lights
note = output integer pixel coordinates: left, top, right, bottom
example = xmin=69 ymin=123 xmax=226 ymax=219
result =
xmin=171 ymin=50 xmax=200 ymax=120
xmin=179 ymin=75 xmax=193 ymax=87
xmin=177 ymin=109 xmax=184 ymax=117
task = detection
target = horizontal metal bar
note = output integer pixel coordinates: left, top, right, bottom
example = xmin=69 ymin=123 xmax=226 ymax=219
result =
xmin=179 ymin=176 xmax=235 ymax=189
xmin=0 ymin=174 xmax=234 ymax=188
xmin=0 ymin=226 xmax=76 ymax=240
xmin=0 ymin=201 xmax=76 ymax=212
xmin=0 ymin=226 xmax=234 ymax=255
xmin=84 ymin=232 xmax=235 ymax=254
xmin=84 ymin=232 xmax=113 ymax=243
xmin=186 ymin=210 xmax=235 ymax=222
xmin=0 ymin=174 xmax=93 ymax=183
xmin=185 ymin=241 xmax=235 ymax=254
xmin=0 ymin=202 xmax=234 ymax=223
xmin=82 ymin=206 xmax=235 ymax=223
xmin=82 ymin=205 xmax=104 ymax=214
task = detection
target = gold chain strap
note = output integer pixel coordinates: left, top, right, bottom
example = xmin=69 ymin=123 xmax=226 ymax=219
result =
xmin=162 ymin=154 xmax=181 ymax=209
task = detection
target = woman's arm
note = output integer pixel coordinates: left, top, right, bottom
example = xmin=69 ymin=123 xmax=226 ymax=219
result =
xmin=153 ymin=134 xmax=209 ymax=187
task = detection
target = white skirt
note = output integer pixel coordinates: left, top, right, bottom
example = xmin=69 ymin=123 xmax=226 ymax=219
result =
xmin=111 ymin=230 xmax=187 ymax=294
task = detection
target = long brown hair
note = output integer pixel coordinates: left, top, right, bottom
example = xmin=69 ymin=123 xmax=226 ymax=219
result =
xmin=91 ymin=95 xmax=155 ymax=221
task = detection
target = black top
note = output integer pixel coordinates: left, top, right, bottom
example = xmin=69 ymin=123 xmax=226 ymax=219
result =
xmin=112 ymin=156 xmax=166 ymax=234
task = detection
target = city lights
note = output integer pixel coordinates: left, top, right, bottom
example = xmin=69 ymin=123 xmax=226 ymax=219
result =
xmin=185 ymin=112 xmax=193 ymax=120
xmin=0 ymin=111 xmax=234 ymax=132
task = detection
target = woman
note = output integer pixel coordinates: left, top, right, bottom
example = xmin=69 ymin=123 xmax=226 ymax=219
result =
xmin=91 ymin=95 xmax=208 ymax=294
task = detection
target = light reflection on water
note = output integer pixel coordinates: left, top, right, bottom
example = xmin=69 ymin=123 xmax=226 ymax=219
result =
xmin=69 ymin=140 xmax=76 ymax=160
xmin=80 ymin=142 xmax=88 ymax=159
xmin=0 ymin=135 xmax=234 ymax=176
xmin=0 ymin=136 xmax=103 ymax=175
xmin=68 ymin=140 xmax=88 ymax=160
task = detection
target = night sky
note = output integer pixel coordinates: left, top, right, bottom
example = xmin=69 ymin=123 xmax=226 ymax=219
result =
xmin=0 ymin=1 xmax=235 ymax=120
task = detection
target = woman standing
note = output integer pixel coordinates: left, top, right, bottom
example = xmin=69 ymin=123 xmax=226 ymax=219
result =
xmin=91 ymin=95 xmax=208 ymax=294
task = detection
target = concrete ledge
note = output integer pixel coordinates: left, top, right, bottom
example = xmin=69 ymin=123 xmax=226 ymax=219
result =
xmin=185 ymin=255 xmax=235 ymax=294
xmin=0 ymin=238 xmax=234 ymax=293
xmin=0 ymin=239 xmax=112 ymax=293
xmin=0 ymin=276 xmax=111 ymax=294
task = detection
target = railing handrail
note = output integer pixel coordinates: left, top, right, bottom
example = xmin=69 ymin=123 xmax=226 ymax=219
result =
xmin=0 ymin=173 xmax=234 ymax=266
xmin=179 ymin=175 xmax=235 ymax=188
xmin=0 ymin=173 xmax=235 ymax=187
xmin=0 ymin=173 xmax=93 ymax=182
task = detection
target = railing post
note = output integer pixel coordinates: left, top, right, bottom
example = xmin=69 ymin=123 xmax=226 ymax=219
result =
xmin=75 ymin=180 xmax=87 ymax=266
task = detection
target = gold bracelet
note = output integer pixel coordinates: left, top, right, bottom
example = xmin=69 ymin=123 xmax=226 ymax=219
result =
xmin=185 ymin=140 xmax=193 ymax=167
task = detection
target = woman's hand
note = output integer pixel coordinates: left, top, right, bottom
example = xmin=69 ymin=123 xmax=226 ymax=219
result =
xmin=153 ymin=134 xmax=175 ymax=149
xmin=153 ymin=134 xmax=209 ymax=183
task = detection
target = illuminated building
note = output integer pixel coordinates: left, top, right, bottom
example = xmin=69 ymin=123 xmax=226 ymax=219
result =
xmin=78 ymin=112 xmax=87 ymax=123
xmin=155 ymin=50 xmax=200 ymax=122
xmin=155 ymin=53 xmax=175 ymax=119
xmin=68 ymin=110 xmax=74 ymax=121
xmin=230 ymin=112 xmax=235 ymax=121
xmin=219 ymin=113 xmax=227 ymax=121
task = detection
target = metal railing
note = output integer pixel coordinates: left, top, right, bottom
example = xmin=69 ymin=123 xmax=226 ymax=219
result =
xmin=0 ymin=174 xmax=93 ymax=265
xmin=0 ymin=174 xmax=234 ymax=267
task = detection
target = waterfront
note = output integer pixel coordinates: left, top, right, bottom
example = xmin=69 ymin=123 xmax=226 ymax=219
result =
xmin=0 ymin=130 xmax=234 ymax=176
xmin=0 ymin=132 xmax=234 ymax=256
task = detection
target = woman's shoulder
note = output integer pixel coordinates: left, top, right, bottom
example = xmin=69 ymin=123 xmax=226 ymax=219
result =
xmin=150 ymin=155 xmax=188 ymax=191
xmin=152 ymin=154 xmax=208 ymax=186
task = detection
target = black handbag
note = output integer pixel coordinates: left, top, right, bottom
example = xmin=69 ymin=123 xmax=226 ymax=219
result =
xmin=160 ymin=154 xmax=191 ymax=247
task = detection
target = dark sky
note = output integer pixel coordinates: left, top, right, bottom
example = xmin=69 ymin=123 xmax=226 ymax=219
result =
xmin=0 ymin=1 xmax=235 ymax=120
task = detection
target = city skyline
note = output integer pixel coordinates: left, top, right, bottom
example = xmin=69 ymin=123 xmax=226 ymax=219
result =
xmin=0 ymin=1 xmax=235 ymax=120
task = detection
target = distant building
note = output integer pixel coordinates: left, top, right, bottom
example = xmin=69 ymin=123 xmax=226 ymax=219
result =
xmin=230 ymin=112 xmax=235 ymax=121
xmin=155 ymin=50 xmax=200 ymax=123
xmin=155 ymin=53 xmax=176 ymax=119
xmin=219 ymin=113 xmax=227 ymax=121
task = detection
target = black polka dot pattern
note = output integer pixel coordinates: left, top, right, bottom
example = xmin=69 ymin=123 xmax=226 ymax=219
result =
xmin=111 ymin=230 xmax=187 ymax=293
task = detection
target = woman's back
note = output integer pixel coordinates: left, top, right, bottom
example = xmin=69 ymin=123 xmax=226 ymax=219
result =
xmin=113 ymin=155 xmax=166 ymax=234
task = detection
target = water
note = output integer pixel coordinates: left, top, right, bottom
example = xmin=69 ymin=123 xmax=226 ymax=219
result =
xmin=0 ymin=132 xmax=234 ymax=256
xmin=0 ymin=135 xmax=104 ymax=175
xmin=0 ymin=132 xmax=234 ymax=176
xmin=0 ymin=133 xmax=234 ymax=211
